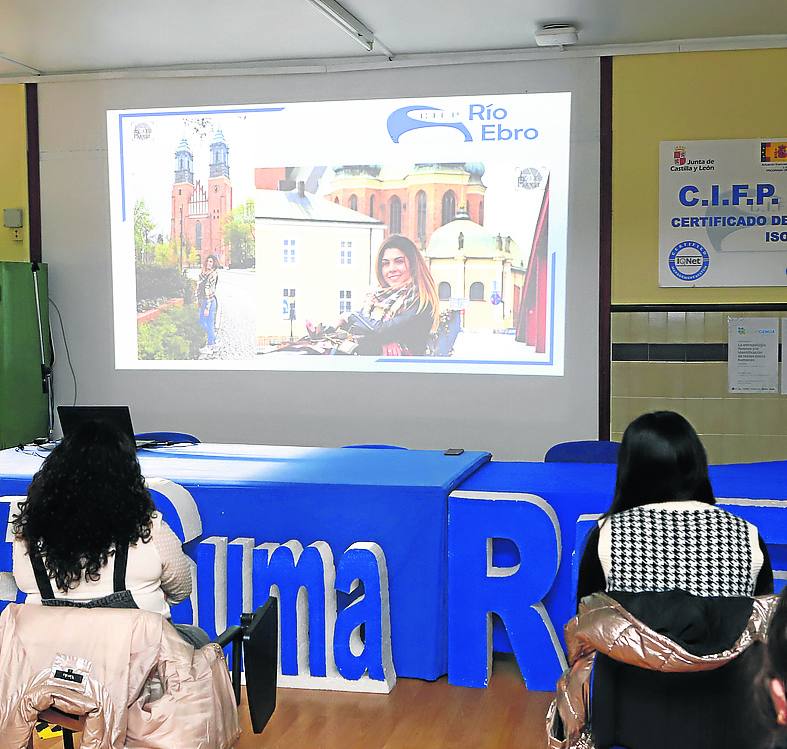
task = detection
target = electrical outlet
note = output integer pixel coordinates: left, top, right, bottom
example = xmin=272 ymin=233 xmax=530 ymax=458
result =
xmin=12 ymin=228 xmax=22 ymax=241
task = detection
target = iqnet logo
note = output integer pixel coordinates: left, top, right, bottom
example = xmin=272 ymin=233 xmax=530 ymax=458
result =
xmin=386 ymin=103 xmax=539 ymax=144
xmin=668 ymin=240 xmax=710 ymax=282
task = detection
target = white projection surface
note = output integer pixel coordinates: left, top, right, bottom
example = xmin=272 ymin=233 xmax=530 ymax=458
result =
xmin=108 ymin=94 xmax=570 ymax=375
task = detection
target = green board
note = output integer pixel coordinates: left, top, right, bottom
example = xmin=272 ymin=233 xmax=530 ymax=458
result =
xmin=0 ymin=261 xmax=51 ymax=448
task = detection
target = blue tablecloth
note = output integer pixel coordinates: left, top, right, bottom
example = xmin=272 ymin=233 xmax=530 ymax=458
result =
xmin=4 ymin=445 xmax=786 ymax=685
xmin=0 ymin=444 xmax=490 ymax=681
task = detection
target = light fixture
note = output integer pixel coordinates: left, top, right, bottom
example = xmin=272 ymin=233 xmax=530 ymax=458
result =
xmin=306 ymin=0 xmax=376 ymax=52
xmin=534 ymin=24 xmax=579 ymax=48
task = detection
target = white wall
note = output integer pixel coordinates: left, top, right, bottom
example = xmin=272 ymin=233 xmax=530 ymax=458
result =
xmin=38 ymin=58 xmax=599 ymax=460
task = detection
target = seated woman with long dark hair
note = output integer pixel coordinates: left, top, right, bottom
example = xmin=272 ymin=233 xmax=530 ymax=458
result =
xmin=577 ymin=410 xmax=773 ymax=603
xmin=12 ymin=420 xmax=209 ymax=647
xmin=551 ymin=411 xmax=776 ymax=749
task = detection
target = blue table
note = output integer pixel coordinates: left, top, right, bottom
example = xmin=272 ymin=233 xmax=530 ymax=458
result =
xmin=4 ymin=446 xmax=786 ymax=689
xmin=0 ymin=444 xmax=490 ymax=681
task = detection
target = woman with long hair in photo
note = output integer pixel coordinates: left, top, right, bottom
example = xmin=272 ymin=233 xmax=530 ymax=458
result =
xmin=197 ymin=253 xmax=219 ymax=354
xmin=12 ymin=420 xmax=209 ymax=647
xmin=576 ymin=410 xmax=773 ymax=603
xmin=303 ymin=234 xmax=440 ymax=356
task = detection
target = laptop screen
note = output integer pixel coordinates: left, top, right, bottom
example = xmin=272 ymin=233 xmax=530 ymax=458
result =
xmin=57 ymin=406 xmax=136 ymax=441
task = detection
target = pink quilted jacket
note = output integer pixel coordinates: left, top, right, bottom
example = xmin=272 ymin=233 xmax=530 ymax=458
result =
xmin=0 ymin=604 xmax=240 ymax=749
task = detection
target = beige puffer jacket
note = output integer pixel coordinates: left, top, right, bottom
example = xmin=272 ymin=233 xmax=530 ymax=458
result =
xmin=0 ymin=604 xmax=240 ymax=749
xmin=546 ymin=592 xmax=778 ymax=749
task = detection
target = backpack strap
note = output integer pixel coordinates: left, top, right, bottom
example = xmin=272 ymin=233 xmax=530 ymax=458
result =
xmin=28 ymin=544 xmax=57 ymax=600
xmin=29 ymin=540 xmax=130 ymax=599
xmin=112 ymin=541 xmax=130 ymax=593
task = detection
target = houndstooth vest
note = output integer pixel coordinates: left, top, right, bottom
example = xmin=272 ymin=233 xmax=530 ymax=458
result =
xmin=604 ymin=502 xmax=758 ymax=598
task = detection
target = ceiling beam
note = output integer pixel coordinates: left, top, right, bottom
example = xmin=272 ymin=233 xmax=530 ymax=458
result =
xmin=0 ymin=33 xmax=785 ymax=83
xmin=0 ymin=53 xmax=41 ymax=75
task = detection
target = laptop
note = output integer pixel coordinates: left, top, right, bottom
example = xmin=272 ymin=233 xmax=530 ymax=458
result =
xmin=57 ymin=406 xmax=157 ymax=449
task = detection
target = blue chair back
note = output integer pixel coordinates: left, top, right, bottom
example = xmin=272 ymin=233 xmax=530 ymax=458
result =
xmin=135 ymin=431 xmax=200 ymax=444
xmin=545 ymin=440 xmax=620 ymax=464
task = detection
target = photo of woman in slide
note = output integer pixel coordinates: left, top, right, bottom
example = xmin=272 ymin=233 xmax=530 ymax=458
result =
xmin=197 ymin=254 xmax=219 ymax=353
xmin=342 ymin=234 xmax=440 ymax=356
xmin=274 ymin=235 xmax=440 ymax=357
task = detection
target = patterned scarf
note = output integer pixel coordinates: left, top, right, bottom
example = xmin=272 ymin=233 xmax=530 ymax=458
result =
xmin=360 ymin=282 xmax=419 ymax=323
xmin=197 ymin=270 xmax=218 ymax=301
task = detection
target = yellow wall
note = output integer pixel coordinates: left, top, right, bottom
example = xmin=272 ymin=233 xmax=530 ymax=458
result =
xmin=0 ymin=84 xmax=28 ymax=262
xmin=612 ymin=49 xmax=787 ymax=304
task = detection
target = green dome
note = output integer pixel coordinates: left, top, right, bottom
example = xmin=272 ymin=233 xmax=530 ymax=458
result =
xmin=413 ymin=163 xmax=466 ymax=174
xmin=412 ymin=163 xmax=485 ymax=182
xmin=426 ymin=216 xmax=523 ymax=265
xmin=464 ymin=162 xmax=486 ymax=181
xmin=333 ymin=164 xmax=382 ymax=177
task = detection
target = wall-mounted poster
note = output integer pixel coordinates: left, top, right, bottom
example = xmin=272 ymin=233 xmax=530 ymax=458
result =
xmin=660 ymin=139 xmax=787 ymax=287
xmin=782 ymin=319 xmax=787 ymax=395
xmin=728 ymin=317 xmax=779 ymax=394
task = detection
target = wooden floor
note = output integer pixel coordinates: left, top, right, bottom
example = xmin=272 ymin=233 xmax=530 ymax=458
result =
xmin=240 ymin=656 xmax=552 ymax=749
xmin=34 ymin=657 xmax=554 ymax=749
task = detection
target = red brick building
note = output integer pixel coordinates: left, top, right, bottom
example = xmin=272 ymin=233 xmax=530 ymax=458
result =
xmin=323 ymin=163 xmax=487 ymax=248
xmin=170 ymin=129 xmax=233 ymax=268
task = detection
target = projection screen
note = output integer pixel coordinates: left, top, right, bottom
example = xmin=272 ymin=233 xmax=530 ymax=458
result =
xmin=39 ymin=58 xmax=599 ymax=457
xmin=108 ymin=93 xmax=569 ymax=375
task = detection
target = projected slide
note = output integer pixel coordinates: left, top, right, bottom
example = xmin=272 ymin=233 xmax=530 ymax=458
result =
xmin=107 ymin=94 xmax=570 ymax=374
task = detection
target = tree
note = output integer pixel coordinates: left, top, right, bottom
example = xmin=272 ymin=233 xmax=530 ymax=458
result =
xmin=223 ymin=199 xmax=255 ymax=268
xmin=152 ymin=239 xmax=178 ymax=267
xmin=133 ymin=200 xmax=156 ymax=264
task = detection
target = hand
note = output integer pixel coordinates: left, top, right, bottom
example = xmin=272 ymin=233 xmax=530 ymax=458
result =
xmin=381 ymin=342 xmax=403 ymax=356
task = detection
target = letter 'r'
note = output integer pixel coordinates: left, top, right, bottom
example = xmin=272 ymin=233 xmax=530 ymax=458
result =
xmin=447 ymin=491 xmax=567 ymax=690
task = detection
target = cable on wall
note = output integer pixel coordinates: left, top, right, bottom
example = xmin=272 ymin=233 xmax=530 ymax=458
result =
xmin=48 ymin=298 xmax=78 ymax=406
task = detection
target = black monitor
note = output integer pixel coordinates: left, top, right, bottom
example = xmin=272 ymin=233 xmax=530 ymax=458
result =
xmin=57 ymin=405 xmax=136 ymax=441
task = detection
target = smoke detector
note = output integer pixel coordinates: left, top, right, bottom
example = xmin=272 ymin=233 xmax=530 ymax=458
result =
xmin=534 ymin=24 xmax=579 ymax=47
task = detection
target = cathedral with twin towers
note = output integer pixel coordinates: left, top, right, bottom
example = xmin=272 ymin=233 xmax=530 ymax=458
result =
xmin=170 ymin=129 xmax=233 ymax=268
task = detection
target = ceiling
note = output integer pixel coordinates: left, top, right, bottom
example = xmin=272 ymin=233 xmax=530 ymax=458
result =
xmin=1 ymin=0 xmax=786 ymax=77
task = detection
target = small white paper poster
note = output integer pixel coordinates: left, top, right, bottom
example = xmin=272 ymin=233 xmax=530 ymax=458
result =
xmin=728 ymin=317 xmax=779 ymax=393
xmin=781 ymin=319 xmax=787 ymax=395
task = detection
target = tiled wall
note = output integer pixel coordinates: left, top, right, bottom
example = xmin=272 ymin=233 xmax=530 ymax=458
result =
xmin=611 ymin=311 xmax=787 ymax=464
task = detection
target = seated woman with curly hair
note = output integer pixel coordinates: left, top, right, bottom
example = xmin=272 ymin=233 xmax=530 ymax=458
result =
xmin=11 ymin=419 xmax=209 ymax=647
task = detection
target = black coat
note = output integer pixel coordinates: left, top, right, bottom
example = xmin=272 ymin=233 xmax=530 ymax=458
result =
xmin=591 ymin=590 xmax=769 ymax=749
xmin=347 ymin=304 xmax=435 ymax=355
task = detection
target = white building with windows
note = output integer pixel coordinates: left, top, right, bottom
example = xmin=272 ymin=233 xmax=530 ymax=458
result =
xmin=255 ymin=186 xmax=385 ymax=344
